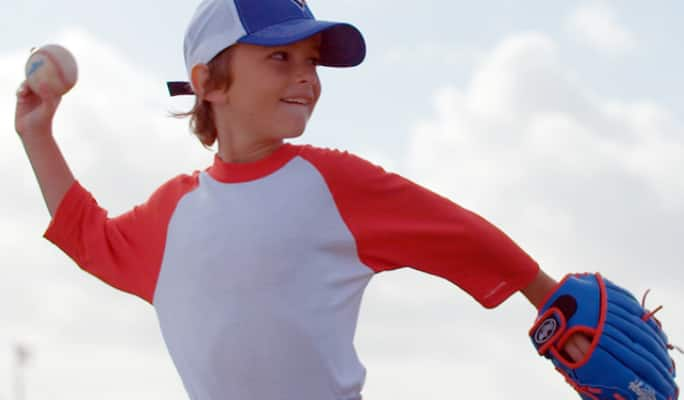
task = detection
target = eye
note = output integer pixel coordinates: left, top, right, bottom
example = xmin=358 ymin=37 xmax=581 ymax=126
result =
xmin=270 ymin=51 xmax=288 ymax=61
xmin=309 ymin=57 xmax=320 ymax=66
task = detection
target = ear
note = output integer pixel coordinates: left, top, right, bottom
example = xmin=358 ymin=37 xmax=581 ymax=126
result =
xmin=190 ymin=64 xmax=209 ymax=98
xmin=190 ymin=64 xmax=227 ymax=103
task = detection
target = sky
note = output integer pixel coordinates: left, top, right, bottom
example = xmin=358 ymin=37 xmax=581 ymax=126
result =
xmin=1 ymin=0 xmax=683 ymax=399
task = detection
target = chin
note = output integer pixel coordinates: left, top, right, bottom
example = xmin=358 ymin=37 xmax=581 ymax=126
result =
xmin=276 ymin=121 xmax=308 ymax=139
xmin=287 ymin=126 xmax=307 ymax=138
xmin=273 ymin=107 xmax=313 ymax=138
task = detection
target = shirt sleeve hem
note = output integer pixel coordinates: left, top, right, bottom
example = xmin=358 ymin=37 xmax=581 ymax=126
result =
xmin=43 ymin=180 xmax=87 ymax=246
xmin=478 ymin=262 xmax=540 ymax=309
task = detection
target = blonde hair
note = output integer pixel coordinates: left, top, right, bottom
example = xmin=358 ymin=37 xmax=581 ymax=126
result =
xmin=172 ymin=47 xmax=234 ymax=147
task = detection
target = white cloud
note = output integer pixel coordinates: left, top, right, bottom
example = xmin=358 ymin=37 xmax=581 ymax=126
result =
xmin=407 ymin=31 xmax=683 ymax=215
xmin=360 ymin=30 xmax=684 ymax=398
xmin=357 ymin=269 xmax=571 ymax=399
xmin=567 ymin=3 xmax=637 ymax=54
xmin=0 ymin=28 xmax=207 ymax=400
xmin=405 ymin=32 xmax=684 ymax=277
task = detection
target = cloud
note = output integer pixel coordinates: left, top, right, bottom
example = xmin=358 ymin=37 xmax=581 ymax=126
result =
xmin=358 ymin=269 xmax=569 ymax=399
xmin=405 ymin=31 xmax=684 ymax=280
xmin=1 ymin=28 xmax=206 ymax=400
xmin=355 ymin=30 xmax=684 ymax=398
xmin=566 ymin=3 xmax=637 ymax=54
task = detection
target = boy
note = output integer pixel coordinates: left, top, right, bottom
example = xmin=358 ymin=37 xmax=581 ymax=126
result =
xmin=17 ymin=0 xmax=675 ymax=399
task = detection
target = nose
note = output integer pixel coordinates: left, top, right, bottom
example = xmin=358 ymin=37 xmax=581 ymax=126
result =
xmin=295 ymin=62 xmax=318 ymax=86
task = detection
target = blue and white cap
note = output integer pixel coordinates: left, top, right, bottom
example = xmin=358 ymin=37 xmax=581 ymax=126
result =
xmin=168 ymin=0 xmax=366 ymax=96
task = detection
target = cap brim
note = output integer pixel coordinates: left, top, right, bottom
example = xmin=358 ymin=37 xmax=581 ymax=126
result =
xmin=237 ymin=19 xmax=366 ymax=67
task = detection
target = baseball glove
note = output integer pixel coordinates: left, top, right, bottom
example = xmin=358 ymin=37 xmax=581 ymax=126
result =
xmin=529 ymin=273 xmax=679 ymax=399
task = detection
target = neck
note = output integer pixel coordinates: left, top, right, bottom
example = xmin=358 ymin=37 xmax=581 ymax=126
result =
xmin=213 ymin=105 xmax=286 ymax=163
xmin=216 ymin=136 xmax=284 ymax=163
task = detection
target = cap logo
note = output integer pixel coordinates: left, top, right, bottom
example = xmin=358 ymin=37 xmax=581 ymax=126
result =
xmin=291 ymin=0 xmax=306 ymax=9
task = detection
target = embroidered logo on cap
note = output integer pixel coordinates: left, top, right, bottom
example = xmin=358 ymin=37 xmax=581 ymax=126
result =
xmin=292 ymin=0 xmax=306 ymax=9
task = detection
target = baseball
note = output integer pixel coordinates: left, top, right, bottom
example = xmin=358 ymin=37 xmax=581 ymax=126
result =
xmin=25 ymin=44 xmax=78 ymax=96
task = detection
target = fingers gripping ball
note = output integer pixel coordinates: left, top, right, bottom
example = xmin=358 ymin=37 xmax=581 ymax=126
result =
xmin=529 ymin=273 xmax=679 ymax=400
xmin=25 ymin=44 xmax=78 ymax=96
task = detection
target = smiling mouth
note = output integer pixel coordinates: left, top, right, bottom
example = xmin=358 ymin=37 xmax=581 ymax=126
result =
xmin=281 ymin=98 xmax=311 ymax=105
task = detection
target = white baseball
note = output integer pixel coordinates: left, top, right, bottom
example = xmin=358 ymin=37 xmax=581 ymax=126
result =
xmin=25 ymin=44 xmax=78 ymax=96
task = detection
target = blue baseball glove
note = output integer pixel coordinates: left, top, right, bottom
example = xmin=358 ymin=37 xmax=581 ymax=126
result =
xmin=529 ymin=273 xmax=679 ymax=399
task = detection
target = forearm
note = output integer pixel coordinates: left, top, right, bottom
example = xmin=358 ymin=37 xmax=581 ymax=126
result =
xmin=521 ymin=269 xmax=558 ymax=309
xmin=20 ymin=131 xmax=75 ymax=217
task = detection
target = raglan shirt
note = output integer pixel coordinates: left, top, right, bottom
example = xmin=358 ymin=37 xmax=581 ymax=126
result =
xmin=44 ymin=143 xmax=539 ymax=400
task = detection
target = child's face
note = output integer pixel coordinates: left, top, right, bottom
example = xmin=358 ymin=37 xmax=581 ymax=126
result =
xmin=217 ymin=34 xmax=322 ymax=142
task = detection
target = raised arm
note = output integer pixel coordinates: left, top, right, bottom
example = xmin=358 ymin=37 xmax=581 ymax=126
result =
xmin=15 ymin=80 xmax=75 ymax=217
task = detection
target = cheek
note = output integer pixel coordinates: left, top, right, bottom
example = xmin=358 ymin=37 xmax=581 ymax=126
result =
xmin=231 ymin=87 xmax=277 ymax=117
xmin=230 ymin=70 xmax=281 ymax=104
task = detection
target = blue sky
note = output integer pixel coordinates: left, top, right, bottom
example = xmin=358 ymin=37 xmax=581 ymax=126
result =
xmin=1 ymin=1 xmax=682 ymax=399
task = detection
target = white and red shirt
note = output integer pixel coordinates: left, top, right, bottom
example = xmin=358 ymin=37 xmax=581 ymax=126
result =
xmin=45 ymin=143 xmax=539 ymax=400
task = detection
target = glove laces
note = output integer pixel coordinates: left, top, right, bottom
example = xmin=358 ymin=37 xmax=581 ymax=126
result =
xmin=641 ymin=289 xmax=683 ymax=355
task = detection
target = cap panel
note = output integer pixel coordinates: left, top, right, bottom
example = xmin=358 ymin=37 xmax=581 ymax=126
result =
xmin=237 ymin=19 xmax=336 ymax=46
xmin=234 ymin=0 xmax=314 ymax=34
xmin=183 ymin=0 xmax=246 ymax=72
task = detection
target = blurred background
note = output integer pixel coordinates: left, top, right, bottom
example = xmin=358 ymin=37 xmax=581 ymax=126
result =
xmin=2 ymin=0 xmax=683 ymax=398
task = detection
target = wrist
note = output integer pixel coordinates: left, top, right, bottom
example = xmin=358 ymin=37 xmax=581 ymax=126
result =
xmin=521 ymin=269 xmax=558 ymax=310
xmin=19 ymin=127 xmax=54 ymax=144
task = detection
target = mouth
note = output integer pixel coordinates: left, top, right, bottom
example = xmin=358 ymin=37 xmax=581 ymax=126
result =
xmin=281 ymin=97 xmax=312 ymax=106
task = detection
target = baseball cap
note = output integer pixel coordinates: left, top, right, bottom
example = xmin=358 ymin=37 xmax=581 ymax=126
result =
xmin=167 ymin=0 xmax=366 ymax=96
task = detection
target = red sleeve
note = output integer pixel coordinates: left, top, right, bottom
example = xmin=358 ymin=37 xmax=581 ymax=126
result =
xmin=299 ymin=146 xmax=539 ymax=308
xmin=43 ymin=175 xmax=199 ymax=303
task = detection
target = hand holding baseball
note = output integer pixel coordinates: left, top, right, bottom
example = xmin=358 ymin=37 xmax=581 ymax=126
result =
xmin=25 ymin=44 xmax=78 ymax=97
xmin=15 ymin=44 xmax=78 ymax=137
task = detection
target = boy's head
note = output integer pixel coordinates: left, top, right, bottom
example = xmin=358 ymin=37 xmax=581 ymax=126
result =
xmin=170 ymin=0 xmax=366 ymax=147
